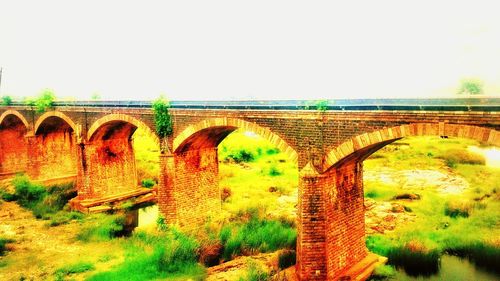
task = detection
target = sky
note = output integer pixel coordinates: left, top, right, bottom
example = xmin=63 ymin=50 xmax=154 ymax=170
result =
xmin=1 ymin=0 xmax=499 ymax=101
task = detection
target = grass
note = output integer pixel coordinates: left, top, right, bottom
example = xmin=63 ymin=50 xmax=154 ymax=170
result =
xmin=7 ymin=175 xmax=77 ymax=220
xmin=369 ymin=265 xmax=396 ymax=280
xmin=77 ymin=213 xmax=127 ymax=242
xmin=0 ymin=237 xmax=14 ymax=256
xmin=364 ymin=136 xmax=500 ymax=275
xmin=54 ymin=261 xmax=95 ymax=280
xmin=220 ymin=216 xmax=297 ymax=260
xmin=133 ymin=127 xmax=160 ymax=185
xmin=87 ymin=230 xmax=206 ymax=281
xmin=239 ymin=261 xmax=269 ymax=281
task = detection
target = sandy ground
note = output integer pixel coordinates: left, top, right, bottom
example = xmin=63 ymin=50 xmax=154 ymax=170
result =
xmin=0 ymin=201 xmax=123 ymax=281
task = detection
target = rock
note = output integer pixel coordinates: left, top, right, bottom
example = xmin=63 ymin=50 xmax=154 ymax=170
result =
xmin=390 ymin=203 xmax=405 ymax=213
xmin=393 ymin=193 xmax=421 ymax=200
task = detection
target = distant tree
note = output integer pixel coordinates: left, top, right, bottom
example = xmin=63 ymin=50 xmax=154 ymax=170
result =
xmin=457 ymin=78 xmax=484 ymax=95
xmin=1 ymin=95 xmax=12 ymax=106
xmin=152 ymin=95 xmax=173 ymax=153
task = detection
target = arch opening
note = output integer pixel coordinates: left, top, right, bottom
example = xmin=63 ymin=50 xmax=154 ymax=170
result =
xmin=168 ymin=118 xmax=298 ymax=230
xmin=0 ymin=114 xmax=28 ymax=175
xmin=320 ymin=124 xmax=500 ymax=278
xmin=84 ymin=115 xmax=159 ymax=200
xmin=29 ymin=115 xmax=78 ymax=182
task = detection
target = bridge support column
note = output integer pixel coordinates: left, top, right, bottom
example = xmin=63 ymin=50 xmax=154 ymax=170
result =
xmin=297 ymin=160 xmax=371 ymax=280
xmin=158 ymin=153 xmax=178 ymax=224
xmin=297 ymin=163 xmax=327 ymax=280
xmin=158 ymin=147 xmax=221 ymax=228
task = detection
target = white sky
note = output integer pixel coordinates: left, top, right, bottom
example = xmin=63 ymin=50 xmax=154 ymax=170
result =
xmin=1 ymin=0 xmax=500 ymax=101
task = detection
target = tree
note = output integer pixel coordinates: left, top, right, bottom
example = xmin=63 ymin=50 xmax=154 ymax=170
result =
xmin=457 ymin=79 xmax=484 ymax=95
xmin=152 ymin=95 xmax=173 ymax=153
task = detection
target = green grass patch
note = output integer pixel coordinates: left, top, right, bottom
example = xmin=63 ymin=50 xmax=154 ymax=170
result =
xmin=239 ymin=261 xmax=269 ymax=281
xmin=54 ymin=261 xmax=95 ymax=279
xmin=221 ymin=217 xmax=296 ymax=260
xmin=88 ymin=230 xmax=205 ymax=281
xmin=77 ymin=214 xmax=126 ymax=242
xmin=8 ymin=175 xmax=77 ymax=220
xmin=369 ymin=264 xmax=396 ymax=280
xmin=0 ymin=237 xmax=14 ymax=256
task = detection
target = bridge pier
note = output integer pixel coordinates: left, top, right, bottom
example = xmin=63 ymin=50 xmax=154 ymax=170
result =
xmin=158 ymin=148 xmax=222 ymax=228
xmin=297 ymin=159 xmax=373 ymax=280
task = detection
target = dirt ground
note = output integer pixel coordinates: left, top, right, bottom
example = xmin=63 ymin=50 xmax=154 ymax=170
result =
xmin=0 ymin=201 xmax=124 ymax=281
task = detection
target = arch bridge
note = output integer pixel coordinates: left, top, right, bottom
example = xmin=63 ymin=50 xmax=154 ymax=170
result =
xmin=1 ymin=98 xmax=499 ymax=280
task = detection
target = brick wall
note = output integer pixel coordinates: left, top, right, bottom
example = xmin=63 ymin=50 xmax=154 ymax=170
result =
xmin=172 ymin=147 xmax=221 ymax=228
xmin=0 ymin=118 xmax=28 ymax=174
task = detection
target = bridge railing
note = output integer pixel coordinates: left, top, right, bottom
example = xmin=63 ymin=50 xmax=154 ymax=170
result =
xmin=6 ymin=97 xmax=500 ymax=111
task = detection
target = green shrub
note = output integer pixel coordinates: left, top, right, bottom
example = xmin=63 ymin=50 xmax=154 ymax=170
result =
xmin=370 ymin=265 xmax=396 ymax=280
xmin=387 ymin=241 xmax=440 ymax=277
xmin=226 ymin=149 xmax=255 ymax=163
xmin=444 ymin=200 xmax=472 ymax=218
xmin=1 ymin=95 xmax=12 ymax=106
xmin=240 ymin=261 xmax=269 ymax=281
xmin=88 ymin=231 xmax=205 ymax=281
xmin=446 ymin=241 xmax=500 ymax=274
xmin=278 ymin=249 xmax=296 ymax=269
xmin=12 ymin=175 xmax=47 ymax=208
xmin=55 ymin=261 xmax=95 ymax=277
xmin=33 ymin=89 xmax=56 ymax=113
xmin=141 ymin=178 xmax=155 ymax=188
xmin=77 ymin=214 xmax=126 ymax=242
xmin=439 ymin=149 xmax=485 ymax=167
xmin=222 ymin=218 xmax=297 ymax=260
xmin=48 ymin=211 xmax=84 ymax=226
xmin=268 ymin=165 xmax=282 ymax=176
xmin=0 ymin=237 xmax=14 ymax=256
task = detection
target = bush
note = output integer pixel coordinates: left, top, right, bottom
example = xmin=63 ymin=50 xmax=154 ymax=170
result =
xmin=268 ymin=165 xmax=282 ymax=176
xmin=1 ymin=96 xmax=12 ymax=106
xmin=55 ymin=261 xmax=95 ymax=279
xmin=278 ymin=249 xmax=296 ymax=269
xmin=370 ymin=265 xmax=396 ymax=280
xmin=221 ymin=187 xmax=232 ymax=202
xmin=222 ymin=218 xmax=297 ymax=260
xmin=446 ymin=241 xmax=500 ymax=274
xmin=88 ymin=231 xmax=205 ymax=281
xmin=226 ymin=149 xmax=255 ymax=163
xmin=141 ymin=178 xmax=155 ymax=188
xmin=440 ymin=149 xmax=485 ymax=168
xmin=444 ymin=200 xmax=472 ymax=218
xmin=388 ymin=240 xmax=440 ymax=277
xmin=33 ymin=89 xmax=56 ymax=113
xmin=12 ymin=175 xmax=46 ymax=208
xmin=240 ymin=261 xmax=269 ymax=281
xmin=77 ymin=214 xmax=126 ymax=242
xmin=0 ymin=237 xmax=14 ymax=256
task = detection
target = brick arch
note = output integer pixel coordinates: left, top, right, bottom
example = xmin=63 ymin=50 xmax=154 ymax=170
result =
xmin=173 ymin=117 xmax=298 ymax=161
xmin=323 ymin=123 xmax=500 ymax=170
xmin=34 ymin=111 xmax=79 ymax=136
xmin=0 ymin=110 xmax=29 ymax=130
xmin=87 ymin=113 xmax=159 ymax=145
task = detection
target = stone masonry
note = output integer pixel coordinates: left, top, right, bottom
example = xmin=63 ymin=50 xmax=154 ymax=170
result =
xmin=1 ymin=102 xmax=500 ymax=280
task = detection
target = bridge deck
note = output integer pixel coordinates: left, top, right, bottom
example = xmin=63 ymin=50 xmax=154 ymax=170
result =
xmin=10 ymin=97 xmax=500 ymax=111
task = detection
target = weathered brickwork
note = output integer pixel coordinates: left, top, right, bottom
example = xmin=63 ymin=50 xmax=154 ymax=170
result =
xmin=0 ymin=104 xmax=499 ymax=281
xmin=0 ymin=115 xmax=28 ymax=175
xmin=172 ymin=147 xmax=221 ymax=228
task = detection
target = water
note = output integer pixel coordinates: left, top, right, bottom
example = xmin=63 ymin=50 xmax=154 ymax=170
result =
xmin=468 ymin=146 xmax=500 ymax=168
xmin=391 ymin=255 xmax=499 ymax=281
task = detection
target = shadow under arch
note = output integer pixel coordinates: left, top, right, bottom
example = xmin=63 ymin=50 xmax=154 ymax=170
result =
xmin=173 ymin=117 xmax=298 ymax=161
xmin=87 ymin=113 xmax=159 ymax=146
xmin=0 ymin=110 xmax=30 ymax=130
xmin=0 ymin=110 xmax=29 ymax=175
xmin=34 ymin=111 xmax=79 ymax=136
xmin=323 ymin=123 xmax=500 ymax=171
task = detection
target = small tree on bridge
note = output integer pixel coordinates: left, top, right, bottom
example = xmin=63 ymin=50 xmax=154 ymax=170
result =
xmin=152 ymin=95 xmax=173 ymax=153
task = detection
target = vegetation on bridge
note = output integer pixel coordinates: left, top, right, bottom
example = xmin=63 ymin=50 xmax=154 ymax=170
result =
xmin=152 ymin=95 xmax=173 ymax=153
